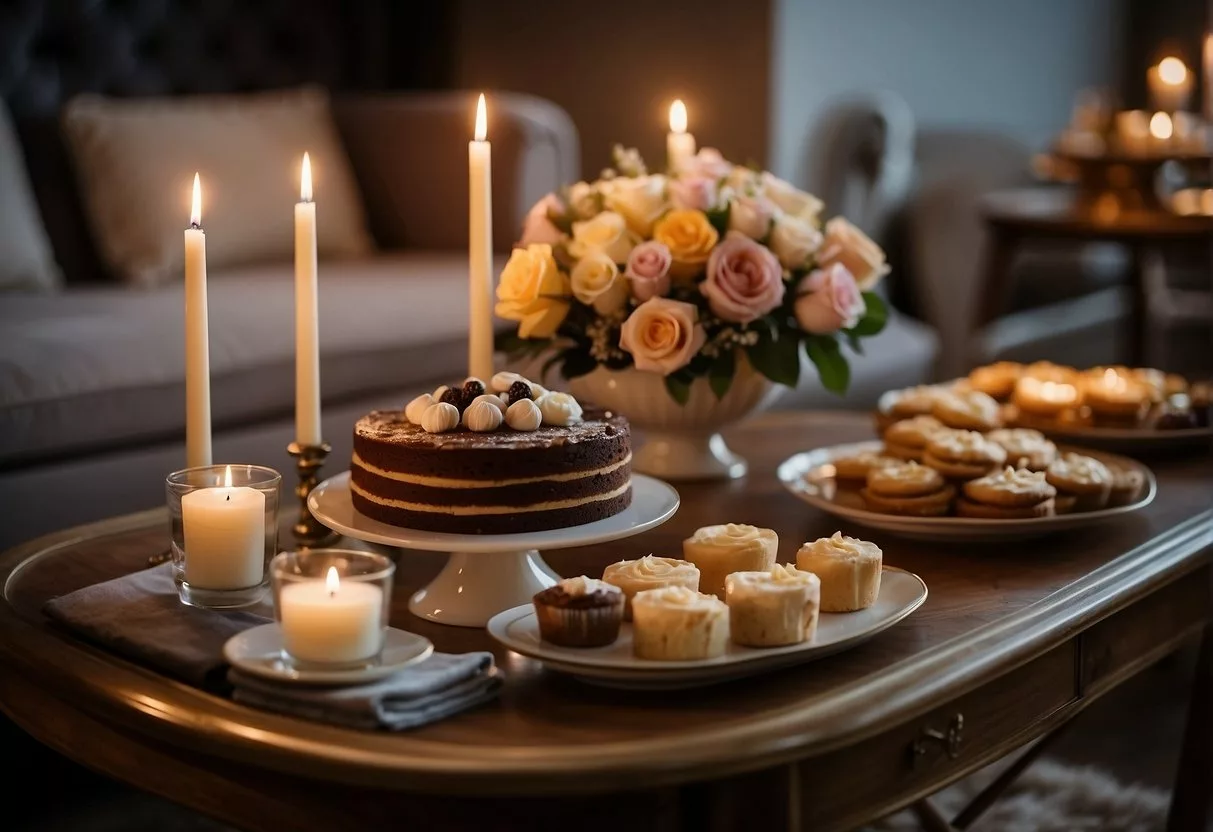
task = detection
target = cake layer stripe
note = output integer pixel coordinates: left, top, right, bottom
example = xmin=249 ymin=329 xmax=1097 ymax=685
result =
xmin=350 ymin=451 xmax=632 ymax=487
xmin=350 ymin=460 xmax=631 ymax=507
xmin=351 ymin=487 xmax=633 ymax=535
xmin=349 ymin=479 xmax=632 ymax=515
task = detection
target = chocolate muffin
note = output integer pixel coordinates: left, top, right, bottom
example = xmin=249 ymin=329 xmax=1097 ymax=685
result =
xmin=533 ymin=577 xmax=625 ymax=647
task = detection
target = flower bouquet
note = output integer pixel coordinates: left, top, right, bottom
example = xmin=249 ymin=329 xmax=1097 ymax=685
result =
xmin=493 ymin=144 xmax=891 ymax=478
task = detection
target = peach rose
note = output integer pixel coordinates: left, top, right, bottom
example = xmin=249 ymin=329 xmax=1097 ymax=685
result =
xmin=619 ymin=297 xmax=707 ymax=375
xmin=816 ymin=217 xmax=890 ymax=290
xmin=518 ymin=193 xmax=567 ymax=247
xmin=495 ymin=243 xmax=572 ymax=339
xmin=652 ymin=209 xmax=719 ymax=281
xmin=760 ymin=173 xmax=823 ymax=224
xmin=794 ymin=263 xmax=866 ymax=334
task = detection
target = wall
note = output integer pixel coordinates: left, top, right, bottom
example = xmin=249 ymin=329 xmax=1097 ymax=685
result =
xmin=770 ymin=0 xmax=1125 ymax=191
xmin=453 ymin=0 xmax=771 ymax=182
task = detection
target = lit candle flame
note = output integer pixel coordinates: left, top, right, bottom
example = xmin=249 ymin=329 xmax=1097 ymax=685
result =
xmin=1158 ymin=57 xmax=1188 ymax=85
xmin=1150 ymin=111 xmax=1173 ymax=140
xmin=190 ymin=173 xmax=201 ymax=227
xmin=670 ymin=99 xmax=687 ymax=134
xmin=223 ymin=464 xmax=233 ymax=488
xmin=474 ymin=93 xmax=487 ymax=142
xmin=300 ymin=152 xmax=312 ymax=202
xmin=326 ymin=565 xmax=340 ymax=595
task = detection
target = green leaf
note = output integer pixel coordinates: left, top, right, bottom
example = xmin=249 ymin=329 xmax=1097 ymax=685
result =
xmin=848 ymin=292 xmax=889 ymax=337
xmin=746 ymin=331 xmax=801 ymax=388
xmin=708 ymin=350 xmax=736 ymax=400
xmin=806 ymin=335 xmax=850 ymax=394
xmin=494 ymin=332 xmax=552 ymax=358
xmin=664 ymin=373 xmax=692 ymax=405
xmin=705 ymin=204 xmax=731 ymax=238
xmin=843 ymin=331 xmax=865 ymax=355
xmin=560 ymin=350 xmax=599 ymax=380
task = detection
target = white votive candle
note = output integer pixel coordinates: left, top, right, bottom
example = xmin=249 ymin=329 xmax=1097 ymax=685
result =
xmin=182 ymin=465 xmax=265 ymax=590
xmin=279 ymin=566 xmax=384 ymax=664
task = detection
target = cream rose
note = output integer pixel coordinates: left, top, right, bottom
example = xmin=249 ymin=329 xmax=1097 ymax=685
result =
xmin=571 ymin=251 xmax=629 ymax=315
xmin=794 ymin=262 xmax=866 ymax=334
xmin=817 ymin=217 xmax=890 ymax=290
xmin=619 ymin=297 xmax=706 ymax=375
xmin=494 ymin=243 xmax=572 ymax=339
xmin=726 ymin=165 xmax=761 ymax=195
xmin=568 ymin=210 xmax=639 ymax=264
xmin=681 ymin=147 xmax=733 ymax=181
xmin=769 ymin=214 xmax=823 ymax=270
xmin=728 ymin=194 xmax=777 ymax=240
xmin=652 ymin=209 xmax=720 ymax=281
xmin=668 ymin=175 xmax=719 ymax=212
xmin=761 ymin=172 xmax=824 ymax=224
xmin=566 ymin=181 xmax=600 ymax=219
xmin=603 ymin=174 xmax=668 ymax=236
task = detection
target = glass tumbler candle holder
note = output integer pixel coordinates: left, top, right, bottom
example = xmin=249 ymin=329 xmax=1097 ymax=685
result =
xmin=270 ymin=549 xmax=396 ymax=670
xmin=166 ymin=464 xmax=281 ymax=609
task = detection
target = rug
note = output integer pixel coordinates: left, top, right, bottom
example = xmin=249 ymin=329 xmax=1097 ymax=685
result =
xmin=866 ymin=756 xmax=1170 ymax=832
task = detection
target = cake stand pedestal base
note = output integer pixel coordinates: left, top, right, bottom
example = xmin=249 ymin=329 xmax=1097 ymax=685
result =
xmin=409 ymin=550 xmax=560 ymax=627
xmin=633 ymin=431 xmax=748 ymax=481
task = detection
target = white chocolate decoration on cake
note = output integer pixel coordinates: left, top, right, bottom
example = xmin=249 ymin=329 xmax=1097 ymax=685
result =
xmin=490 ymin=372 xmax=527 ymax=392
xmin=505 ymin=398 xmax=543 ymax=431
xmin=462 ymin=399 xmax=503 ymax=432
xmin=405 ymin=393 xmax=435 ymax=425
xmin=420 ymin=402 xmax=460 ymax=433
xmin=537 ymin=392 xmax=583 ymax=426
xmin=469 ymin=393 xmax=507 ymax=415
xmin=601 ymin=556 xmax=701 ymax=619
xmin=725 ymin=564 xmax=821 ymax=647
xmin=795 ymin=532 xmax=883 ymax=612
xmin=682 ymin=524 xmax=779 ymax=598
xmin=630 ymin=585 xmax=730 ymax=661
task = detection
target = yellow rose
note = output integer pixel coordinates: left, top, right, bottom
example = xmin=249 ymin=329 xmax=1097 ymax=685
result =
xmin=494 ymin=243 xmax=571 ymax=339
xmin=603 ymin=174 xmax=668 ymax=236
xmin=652 ymin=209 xmax=719 ymax=281
xmin=568 ymin=210 xmax=638 ymax=264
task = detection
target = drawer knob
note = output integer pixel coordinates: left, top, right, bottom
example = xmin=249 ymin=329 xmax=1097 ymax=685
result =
xmin=912 ymin=713 xmax=964 ymax=765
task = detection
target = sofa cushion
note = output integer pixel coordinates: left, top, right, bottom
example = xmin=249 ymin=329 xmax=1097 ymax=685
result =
xmin=0 ymin=252 xmax=506 ymax=466
xmin=0 ymin=103 xmax=60 ymax=292
xmin=62 ymin=87 xmax=374 ymax=287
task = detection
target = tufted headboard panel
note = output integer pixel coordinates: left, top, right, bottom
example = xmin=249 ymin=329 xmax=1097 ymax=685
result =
xmin=0 ymin=0 xmax=451 ymax=282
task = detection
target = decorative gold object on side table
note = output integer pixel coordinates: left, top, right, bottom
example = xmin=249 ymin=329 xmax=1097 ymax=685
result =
xmin=287 ymin=441 xmax=339 ymax=548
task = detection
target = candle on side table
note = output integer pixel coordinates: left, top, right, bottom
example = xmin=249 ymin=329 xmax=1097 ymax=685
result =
xmin=277 ymin=564 xmax=387 ymax=665
xmin=182 ymin=465 xmax=266 ymax=590
xmin=184 ymin=173 xmax=212 ymax=468
xmin=468 ymin=93 xmax=496 ymax=382
xmin=294 ymin=152 xmax=322 ymax=446
xmin=667 ymin=99 xmax=695 ymax=172
xmin=1147 ymin=56 xmax=1192 ymax=114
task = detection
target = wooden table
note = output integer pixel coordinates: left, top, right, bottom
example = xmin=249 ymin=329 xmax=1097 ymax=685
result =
xmin=977 ymin=186 xmax=1213 ymax=364
xmin=1 ymin=412 xmax=1211 ymax=832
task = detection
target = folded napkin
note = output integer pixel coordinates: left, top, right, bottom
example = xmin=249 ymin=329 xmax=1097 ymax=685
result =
xmin=43 ymin=563 xmax=272 ymax=690
xmin=228 ymin=651 xmax=502 ymax=731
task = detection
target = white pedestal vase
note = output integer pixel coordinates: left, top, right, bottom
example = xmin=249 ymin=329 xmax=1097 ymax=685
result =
xmin=569 ymin=359 xmax=784 ymax=481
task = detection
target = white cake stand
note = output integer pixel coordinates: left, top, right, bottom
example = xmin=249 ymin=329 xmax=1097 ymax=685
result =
xmin=308 ymin=472 xmax=680 ymax=627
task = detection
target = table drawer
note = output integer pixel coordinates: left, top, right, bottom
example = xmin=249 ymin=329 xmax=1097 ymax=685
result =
xmin=793 ymin=643 xmax=1077 ymax=831
xmin=1081 ymin=566 xmax=1211 ymax=696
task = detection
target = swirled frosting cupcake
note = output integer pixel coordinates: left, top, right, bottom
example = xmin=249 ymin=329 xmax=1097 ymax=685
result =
xmin=682 ymin=524 xmax=779 ymax=598
xmin=795 ymin=532 xmax=883 ymax=612
xmin=725 ymin=564 xmax=821 ymax=647
xmin=631 ymin=586 xmax=730 ymax=660
xmin=601 ymin=556 xmax=701 ymax=620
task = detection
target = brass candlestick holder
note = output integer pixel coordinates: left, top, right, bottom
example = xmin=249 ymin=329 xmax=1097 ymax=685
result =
xmin=287 ymin=441 xmax=340 ymax=548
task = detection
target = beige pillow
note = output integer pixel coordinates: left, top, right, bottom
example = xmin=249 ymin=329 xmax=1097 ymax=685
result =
xmin=0 ymin=104 xmax=61 ymax=292
xmin=63 ymin=87 xmax=374 ymax=287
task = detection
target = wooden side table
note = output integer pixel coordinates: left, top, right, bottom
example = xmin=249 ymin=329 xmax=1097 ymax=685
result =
xmin=977 ymin=187 xmax=1212 ymax=365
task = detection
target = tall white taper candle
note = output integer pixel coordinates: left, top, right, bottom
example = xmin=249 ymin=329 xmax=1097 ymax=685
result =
xmin=294 ymin=153 xmax=322 ymax=445
xmin=184 ymin=173 xmax=212 ymax=468
xmin=468 ymin=93 xmax=495 ymax=382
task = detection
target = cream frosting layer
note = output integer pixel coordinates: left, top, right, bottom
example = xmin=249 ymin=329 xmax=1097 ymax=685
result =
xmin=352 ymin=451 xmax=631 ymax=488
xmin=350 ymin=479 xmax=631 ymax=515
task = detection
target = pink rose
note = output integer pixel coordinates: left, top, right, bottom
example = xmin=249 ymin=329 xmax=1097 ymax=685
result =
xmin=668 ymin=175 xmax=719 ymax=212
xmin=701 ymin=231 xmax=785 ymax=324
xmin=794 ymin=263 xmax=867 ymax=334
xmin=619 ymin=297 xmax=707 ymax=375
xmin=727 ymin=194 xmax=777 ymax=239
xmin=625 ymin=240 xmax=673 ymax=301
xmin=681 ymin=147 xmax=733 ymax=181
xmin=518 ymin=193 xmax=567 ymax=247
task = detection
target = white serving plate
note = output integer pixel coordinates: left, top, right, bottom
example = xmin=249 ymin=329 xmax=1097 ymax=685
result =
xmin=486 ymin=567 xmax=926 ymax=690
xmin=776 ymin=440 xmax=1156 ymax=543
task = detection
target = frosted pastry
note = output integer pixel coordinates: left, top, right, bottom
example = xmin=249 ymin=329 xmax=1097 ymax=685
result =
xmin=795 ymin=532 xmax=883 ymax=612
xmin=931 ymin=390 xmax=1003 ymax=432
xmin=631 ymin=586 xmax=730 ymax=660
xmin=967 ymin=361 xmax=1023 ymax=400
xmin=861 ymin=460 xmax=955 ymax=516
xmin=682 ymin=524 xmax=779 ymax=598
xmin=532 ymin=577 xmax=625 ymax=648
xmin=985 ymin=428 xmax=1057 ymax=471
xmin=601 ymin=555 xmax=701 ymax=620
xmin=831 ymin=450 xmax=899 ymax=482
xmin=957 ymin=466 xmax=1056 ymax=519
xmin=725 ymin=563 xmax=821 ymax=647
xmin=922 ymin=429 xmax=1006 ymax=480
xmin=1045 ymin=452 xmax=1113 ymax=513
xmin=883 ymin=415 xmax=946 ymax=461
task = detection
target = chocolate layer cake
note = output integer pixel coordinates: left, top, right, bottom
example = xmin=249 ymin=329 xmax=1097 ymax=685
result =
xmin=350 ymin=408 xmax=632 ymax=534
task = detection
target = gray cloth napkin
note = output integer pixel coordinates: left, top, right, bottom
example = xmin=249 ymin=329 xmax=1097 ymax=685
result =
xmin=228 ymin=652 xmax=502 ymax=731
xmin=42 ymin=563 xmax=272 ymax=690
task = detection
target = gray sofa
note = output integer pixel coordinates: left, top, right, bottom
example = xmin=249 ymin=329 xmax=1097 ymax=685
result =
xmin=0 ymin=90 xmax=939 ymax=550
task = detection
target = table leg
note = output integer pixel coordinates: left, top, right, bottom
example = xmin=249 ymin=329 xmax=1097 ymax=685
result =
xmin=976 ymin=228 xmax=1019 ymax=328
xmin=1167 ymin=626 xmax=1212 ymax=832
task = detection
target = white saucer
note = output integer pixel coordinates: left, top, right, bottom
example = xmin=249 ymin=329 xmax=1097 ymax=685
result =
xmin=223 ymin=624 xmax=434 ymax=685
xmin=487 ymin=567 xmax=927 ymax=690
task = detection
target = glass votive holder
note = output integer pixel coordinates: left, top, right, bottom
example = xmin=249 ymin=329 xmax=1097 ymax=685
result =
xmin=166 ymin=464 xmax=281 ymax=609
xmin=270 ymin=549 xmax=396 ymax=670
